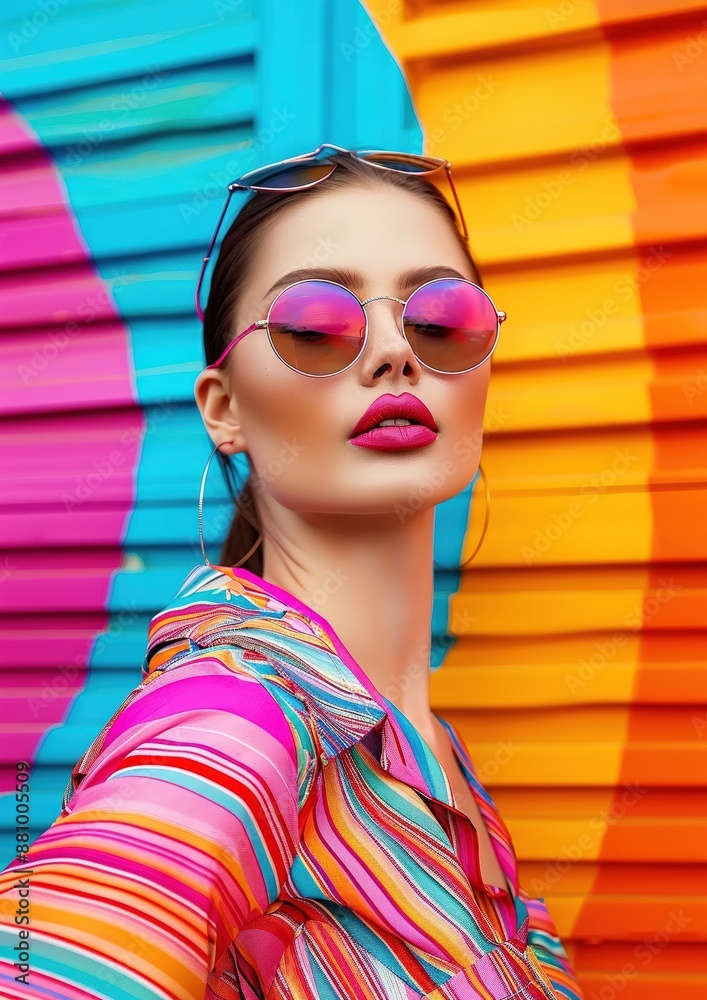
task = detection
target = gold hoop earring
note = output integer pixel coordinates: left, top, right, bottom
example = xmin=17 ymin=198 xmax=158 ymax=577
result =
xmin=198 ymin=442 xmax=263 ymax=569
xmin=433 ymin=464 xmax=490 ymax=573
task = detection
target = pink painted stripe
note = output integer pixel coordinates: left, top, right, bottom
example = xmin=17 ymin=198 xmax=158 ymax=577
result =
xmin=0 ymin=694 xmax=76 ymax=726
xmin=0 ymin=268 xmax=120 ymax=327
xmin=0 ymin=551 xmax=123 ymax=611
xmin=0 ymin=507 xmax=137 ymax=548
xmin=0 ymin=159 xmax=70 ymax=212
xmin=0 ymin=99 xmax=41 ymax=155
xmin=0 ymin=97 xmax=142 ymax=778
xmin=0 ymin=212 xmax=89 ymax=272
xmin=0 ymin=616 xmax=108 ymax=667
xmin=1 ymin=323 xmax=136 ymax=413
xmin=0 ymin=409 xmax=143 ymax=503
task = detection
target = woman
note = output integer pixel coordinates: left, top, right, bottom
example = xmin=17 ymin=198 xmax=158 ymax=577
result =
xmin=0 ymin=145 xmax=583 ymax=999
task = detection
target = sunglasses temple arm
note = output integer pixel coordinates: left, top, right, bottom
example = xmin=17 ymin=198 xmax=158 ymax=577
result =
xmin=444 ymin=164 xmax=469 ymax=243
xmin=195 ymin=186 xmax=238 ymax=322
xmin=205 ymin=321 xmax=263 ymax=369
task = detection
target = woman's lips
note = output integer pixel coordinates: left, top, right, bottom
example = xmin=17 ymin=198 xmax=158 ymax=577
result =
xmin=349 ymin=424 xmax=438 ymax=450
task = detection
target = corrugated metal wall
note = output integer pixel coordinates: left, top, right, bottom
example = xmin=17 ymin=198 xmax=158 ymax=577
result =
xmin=365 ymin=0 xmax=707 ymax=996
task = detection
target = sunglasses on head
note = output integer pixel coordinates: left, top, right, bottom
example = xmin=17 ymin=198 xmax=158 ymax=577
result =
xmin=195 ymin=143 xmax=472 ymax=324
xmin=204 ymin=276 xmax=506 ymax=377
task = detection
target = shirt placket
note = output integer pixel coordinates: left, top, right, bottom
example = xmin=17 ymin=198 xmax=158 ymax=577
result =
xmin=378 ymin=707 xmax=520 ymax=940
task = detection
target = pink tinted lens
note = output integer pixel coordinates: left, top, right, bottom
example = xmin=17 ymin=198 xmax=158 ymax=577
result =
xmin=403 ymin=278 xmax=498 ymax=373
xmin=268 ymin=280 xmax=366 ymax=375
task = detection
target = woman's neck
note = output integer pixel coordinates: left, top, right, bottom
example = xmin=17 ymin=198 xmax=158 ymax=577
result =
xmin=259 ymin=510 xmax=439 ymax=730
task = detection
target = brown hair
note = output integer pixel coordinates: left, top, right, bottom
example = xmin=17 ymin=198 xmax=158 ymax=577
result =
xmin=201 ymin=152 xmax=483 ymax=573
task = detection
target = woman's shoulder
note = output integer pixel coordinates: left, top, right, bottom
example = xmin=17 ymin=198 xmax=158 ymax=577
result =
xmin=142 ymin=561 xmax=328 ymax=744
xmin=62 ymin=636 xmax=319 ymax=819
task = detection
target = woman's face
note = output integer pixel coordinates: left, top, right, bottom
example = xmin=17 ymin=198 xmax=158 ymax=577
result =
xmin=197 ymin=182 xmax=492 ymax=519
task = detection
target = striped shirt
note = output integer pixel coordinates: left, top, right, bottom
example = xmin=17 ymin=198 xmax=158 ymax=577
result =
xmin=0 ymin=563 xmax=583 ymax=999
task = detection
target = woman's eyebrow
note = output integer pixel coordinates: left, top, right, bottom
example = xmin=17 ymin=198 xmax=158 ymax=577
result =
xmin=262 ymin=264 xmax=469 ymax=302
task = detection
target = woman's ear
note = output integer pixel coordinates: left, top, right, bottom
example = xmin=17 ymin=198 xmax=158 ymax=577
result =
xmin=193 ymin=369 xmax=248 ymax=454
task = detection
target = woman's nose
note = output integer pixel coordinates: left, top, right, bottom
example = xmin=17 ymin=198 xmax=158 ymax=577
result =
xmin=361 ymin=296 xmax=407 ymax=342
xmin=360 ymin=297 xmax=421 ymax=375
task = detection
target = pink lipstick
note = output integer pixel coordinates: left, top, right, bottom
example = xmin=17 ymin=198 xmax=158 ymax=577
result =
xmin=349 ymin=393 xmax=438 ymax=451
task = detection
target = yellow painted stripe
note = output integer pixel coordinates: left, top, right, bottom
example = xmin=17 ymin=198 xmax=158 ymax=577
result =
xmin=449 ymin=581 xmax=661 ymax=632
xmin=366 ymin=1 xmax=602 ymax=63
xmin=416 ymin=40 xmax=624 ymax=166
xmin=482 ymin=430 xmax=655 ymax=492
xmin=457 ymin=156 xmax=636 ymax=264
xmin=488 ymin=254 xmax=646 ymax=363
xmin=487 ymin=357 xmax=655 ymax=432
xmin=431 ymin=661 xmax=706 ymax=707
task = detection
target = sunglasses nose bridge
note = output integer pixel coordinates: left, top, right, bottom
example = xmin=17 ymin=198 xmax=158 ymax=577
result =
xmin=355 ymin=293 xmax=424 ymax=377
xmin=359 ymin=293 xmax=406 ymax=307
xmin=359 ymin=293 xmax=408 ymax=336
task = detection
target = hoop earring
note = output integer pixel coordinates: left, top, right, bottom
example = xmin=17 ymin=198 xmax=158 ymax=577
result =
xmin=433 ymin=464 xmax=490 ymax=573
xmin=198 ymin=441 xmax=264 ymax=569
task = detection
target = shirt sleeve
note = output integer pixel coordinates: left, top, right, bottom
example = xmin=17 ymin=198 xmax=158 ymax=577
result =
xmin=0 ymin=647 xmax=304 ymax=1000
xmin=518 ymin=886 xmax=584 ymax=1000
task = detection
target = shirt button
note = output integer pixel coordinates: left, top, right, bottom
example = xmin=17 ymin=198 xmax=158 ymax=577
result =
xmin=320 ymin=753 xmax=329 ymax=766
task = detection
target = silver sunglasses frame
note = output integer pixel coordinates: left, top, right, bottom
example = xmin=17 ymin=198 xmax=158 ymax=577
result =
xmin=203 ymin=276 xmax=506 ymax=378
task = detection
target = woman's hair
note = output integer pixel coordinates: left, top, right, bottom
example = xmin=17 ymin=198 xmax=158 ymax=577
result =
xmin=201 ymin=151 xmax=483 ymax=573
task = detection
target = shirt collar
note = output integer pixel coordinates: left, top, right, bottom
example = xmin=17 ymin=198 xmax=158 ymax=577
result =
xmin=143 ymin=563 xmax=389 ymax=762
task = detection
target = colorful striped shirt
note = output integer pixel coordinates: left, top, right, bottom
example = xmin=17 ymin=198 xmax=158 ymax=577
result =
xmin=0 ymin=563 xmax=583 ymax=999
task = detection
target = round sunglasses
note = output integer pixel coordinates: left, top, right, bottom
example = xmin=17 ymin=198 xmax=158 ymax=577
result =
xmin=204 ymin=277 xmax=506 ymax=377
